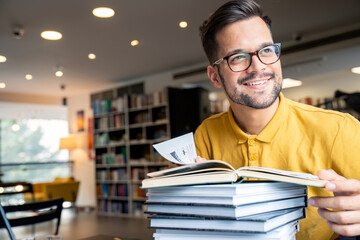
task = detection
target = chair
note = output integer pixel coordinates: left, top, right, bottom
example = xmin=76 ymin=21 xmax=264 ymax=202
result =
xmin=0 ymin=203 xmax=16 ymax=240
xmin=0 ymin=198 xmax=64 ymax=240
xmin=25 ymin=177 xmax=79 ymax=205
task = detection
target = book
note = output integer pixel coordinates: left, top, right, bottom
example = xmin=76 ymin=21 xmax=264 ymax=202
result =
xmin=153 ymin=221 xmax=299 ymax=240
xmin=146 ymin=181 xmax=307 ymax=205
xmin=146 ymin=181 xmax=305 ymax=196
xmin=147 ymin=187 xmax=306 ymax=205
xmin=149 ymin=207 xmax=305 ymax=233
xmin=142 ymin=160 xmax=328 ymax=189
xmin=146 ymin=196 xmax=307 ymax=219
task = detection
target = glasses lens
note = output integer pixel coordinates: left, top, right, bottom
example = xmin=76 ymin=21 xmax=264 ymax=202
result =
xmin=228 ymin=53 xmax=250 ymax=72
xmin=258 ymin=44 xmax=280 ymax=64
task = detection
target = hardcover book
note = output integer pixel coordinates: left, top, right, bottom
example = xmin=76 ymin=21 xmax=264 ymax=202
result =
xmin=153 ymin=221 xmax=299 ymax=240
xmin=146 ymin=182 xmax=307 ymax=206
xmin=142 ymin=160 xmax=327 ymax=189
xmin=149 ymin=207 xmax=305 ymax=232
xmin=146 ymin=196 xmax=307 ymax=219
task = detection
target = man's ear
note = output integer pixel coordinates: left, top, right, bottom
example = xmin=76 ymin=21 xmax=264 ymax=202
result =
xmin=207 ymin=65 xmax=222 ymax=89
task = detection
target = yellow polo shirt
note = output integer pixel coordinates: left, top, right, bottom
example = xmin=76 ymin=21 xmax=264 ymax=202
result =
xmin=194 ymin=92 xmax=360 ymax=240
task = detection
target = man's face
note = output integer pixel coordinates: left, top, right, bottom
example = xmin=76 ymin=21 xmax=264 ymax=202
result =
xmin=213 ymin=17 xmax=282 ymax=109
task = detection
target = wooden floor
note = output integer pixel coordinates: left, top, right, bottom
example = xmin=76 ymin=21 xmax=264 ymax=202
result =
xmin=0 ymin=209 xmax=154 ymax=240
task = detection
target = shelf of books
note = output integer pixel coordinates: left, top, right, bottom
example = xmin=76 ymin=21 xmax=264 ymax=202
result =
xmin=92 ymin=85 xmax=170 ymax=217
xmin=299 ymin=95 xmax=360 ymax=120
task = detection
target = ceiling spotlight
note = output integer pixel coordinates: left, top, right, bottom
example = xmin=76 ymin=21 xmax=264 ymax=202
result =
xmin=93 ymin=7 xmax=115 ymax=18
xmin=88 ymin=53 xmax=96 ymax=60
xmin=25 ymin=74 xmax=33 ymax=80
xmin=0 ymin=55 xmax=7 ymax=63
xmin=55 ymin=70 xmax=63 ymax=77
xmin=131 ymin=40 xmax=139 ymax=46
xmin=41 ymin=31 xmax=62 ymax=40
xmin=0 ymin=82 xmax=6 ymax=88
xmin=351 ymin=66 xmax=360 ymax=74
xmin=179 ymin=21 xmax=188 ymax=28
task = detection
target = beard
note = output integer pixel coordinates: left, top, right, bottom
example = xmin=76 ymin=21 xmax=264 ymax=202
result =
xmin=219 ymin=70 xmax=282 ymax=109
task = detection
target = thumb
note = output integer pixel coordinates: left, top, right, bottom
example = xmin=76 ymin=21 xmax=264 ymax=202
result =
xmin=317 ymin=169 xmax=346 ymax=181
xmin=317 ymin=169 xmax=346 ymax=193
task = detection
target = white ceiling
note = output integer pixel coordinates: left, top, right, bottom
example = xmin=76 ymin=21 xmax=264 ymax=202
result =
xmin=0 ymin=0 xmax=359 ymax=97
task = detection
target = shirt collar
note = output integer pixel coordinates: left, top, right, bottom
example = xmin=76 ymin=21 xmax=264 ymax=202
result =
xmin=228 ymin=92 xmax=287 ymax=144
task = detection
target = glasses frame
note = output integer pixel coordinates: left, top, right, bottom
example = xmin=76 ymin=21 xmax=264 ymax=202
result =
xmin=213 ymin=43 xmax=282 ymax=72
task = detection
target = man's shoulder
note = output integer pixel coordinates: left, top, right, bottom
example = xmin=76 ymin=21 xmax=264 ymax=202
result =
xmin=283 ymin=97 xmax=360 ymax=132
xmin=202 ymin=111 xmax=230 ymax=125
xmin=284 ymin=97 xmax=350 ymax=120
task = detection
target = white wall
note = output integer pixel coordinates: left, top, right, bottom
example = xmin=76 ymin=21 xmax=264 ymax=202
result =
xmin=283 ymin=70 xmax=360 ymax=101
xmin=67 ymin=93 xmax=96 ymax=208
xmin=282 ymin=43 xmax=360 ymax=100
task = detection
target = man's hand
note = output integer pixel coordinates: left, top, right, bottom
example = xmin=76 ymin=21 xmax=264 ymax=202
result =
xmin=195 ymin=156 xmax=207 ymax=163
xmin=309 ymin=169 xmax=360 ymax=236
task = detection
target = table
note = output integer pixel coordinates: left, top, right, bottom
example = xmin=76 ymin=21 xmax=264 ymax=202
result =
xmin=79 ymin=235 xmax=140 ymax=240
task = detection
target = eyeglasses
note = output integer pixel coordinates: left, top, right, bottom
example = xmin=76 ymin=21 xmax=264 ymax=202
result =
xmin=213 ymin=43 xmax=281 ymax=72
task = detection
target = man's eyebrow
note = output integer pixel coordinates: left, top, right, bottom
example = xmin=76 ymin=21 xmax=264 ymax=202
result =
xmin=225 ymin=42 xmax=274 ymax=57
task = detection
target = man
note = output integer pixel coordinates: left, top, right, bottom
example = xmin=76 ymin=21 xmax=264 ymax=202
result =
xmin=194 ymin=0 xmax=360 ymax=239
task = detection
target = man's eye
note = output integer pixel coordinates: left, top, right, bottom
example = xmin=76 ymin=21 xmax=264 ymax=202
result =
xmin=260 ymin=46 xmax=275 ymax=55
xmin=229 ymin=54 xmax=247 ymax=64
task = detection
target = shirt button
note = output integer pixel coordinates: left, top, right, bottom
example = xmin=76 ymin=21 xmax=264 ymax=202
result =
xmin=250 ymin=155 xmax=257 ymax=161
xmin=248 ymin=139 xmax=255 ymax=146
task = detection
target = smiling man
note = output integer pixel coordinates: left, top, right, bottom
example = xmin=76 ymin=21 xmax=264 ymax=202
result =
xmin=194 ymin=0 xmax=360 ymax=239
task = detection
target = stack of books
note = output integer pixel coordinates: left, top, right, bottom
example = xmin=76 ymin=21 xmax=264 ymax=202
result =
xmin=142 ymin=160 xmax=328 ymax=240
xmin=145 ymin=182 xmax=306 ymax=240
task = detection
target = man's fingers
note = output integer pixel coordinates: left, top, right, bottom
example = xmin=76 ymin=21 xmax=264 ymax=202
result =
xmin=318 ymin=208 xmax=360 ymax=224
xmin=312 ymin=170 xmax=360 ymax=236
xmin=195 ymin=156 xmax=207 ymax=163
xmin=309 ymin=195 xmax=360 ymax=210
xmin=327 ymin=221 xmax=360 ymax=237
xmin=325 ymin=179 xmax=360 ymax=194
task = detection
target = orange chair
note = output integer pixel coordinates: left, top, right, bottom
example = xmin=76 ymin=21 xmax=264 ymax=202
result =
xmin=25 ymin=177 xmax=80 ymax=204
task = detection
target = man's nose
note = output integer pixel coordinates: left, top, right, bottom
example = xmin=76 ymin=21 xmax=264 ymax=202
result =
xmin=247 ymin=53 xmax=267 ymax=72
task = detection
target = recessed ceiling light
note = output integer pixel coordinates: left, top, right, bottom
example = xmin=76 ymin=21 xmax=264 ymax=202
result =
xmin=41 ymin=31 xmax=62 ymax=40
xmin=0 ymin=82 xmax=6 ymax=88
xmin=282 ymin=78 xmax=302 ymax=89
xmin=131 ymin=40 xmax=139 ymax=46
xmin=179 ymin=21 xmax=188 ymax=28
xmin=351 ymin=66 xmax=360 ymax=74
xmin=93 ymin=7 xmax=115 ymax=18
xmin=55 ymin=70 xmax=63 ymax=77
xmin=88 ymin=53 xmax=96 ymax=60
xmin=25 ymin=74 xmax=33 ymax=80
xmin=0 ymin=55 xmax=7 ymax=63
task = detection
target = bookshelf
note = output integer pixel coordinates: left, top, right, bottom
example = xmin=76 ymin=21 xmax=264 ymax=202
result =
xmin=300 ymin=96 xmax=360 ymax=120
xmin=91 ymin=84 xmax=170 ymax=217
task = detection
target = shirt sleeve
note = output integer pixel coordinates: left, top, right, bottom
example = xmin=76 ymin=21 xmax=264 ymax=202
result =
xmin=330 ymin=113 xmax=360 ymax=179
xmin=194 ymin=123 xmax=212 ymax=160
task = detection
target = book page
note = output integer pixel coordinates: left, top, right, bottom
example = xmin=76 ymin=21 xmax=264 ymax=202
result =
xmin=153 ymin=132 xmax=197 ymax=164
xmin=237 ymin=166 xmax=320 ymax=180
xmin=147 ymin=160 xmax=235 ymax=178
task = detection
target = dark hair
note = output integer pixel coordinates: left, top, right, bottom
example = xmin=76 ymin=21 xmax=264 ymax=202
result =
xmin=199 ymin=0 xmax=272 ymax=64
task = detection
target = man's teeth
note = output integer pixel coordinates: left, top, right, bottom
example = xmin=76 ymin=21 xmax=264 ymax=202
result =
xmin=245 ymin=80 xmax=268 ymax=86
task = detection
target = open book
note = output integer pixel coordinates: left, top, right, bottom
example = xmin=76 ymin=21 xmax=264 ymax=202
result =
xmin=142 ymin=160 xmax=328 ymax=189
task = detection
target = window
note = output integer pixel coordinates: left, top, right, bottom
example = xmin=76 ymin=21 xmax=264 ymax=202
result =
xmin=0 ymin=102 xmax=71 ymax=183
